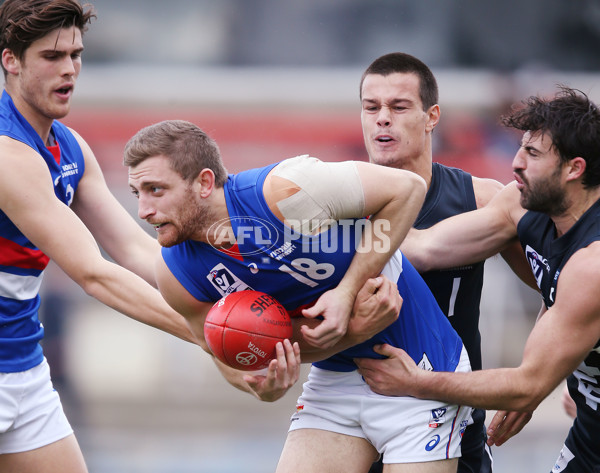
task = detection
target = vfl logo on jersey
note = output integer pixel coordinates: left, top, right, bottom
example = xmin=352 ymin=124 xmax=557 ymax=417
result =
xmin=429 ymin=407 xmax=447 ymax=428
xmin=552 ymin=445 xmax=575 ymax=472
xmin=525 ymin=245 xmax=550 ymax=289
xmin=208 ymin=263 xmax=253 ymax=296
xmin=418 ymin=352 xmax=434 ymax=371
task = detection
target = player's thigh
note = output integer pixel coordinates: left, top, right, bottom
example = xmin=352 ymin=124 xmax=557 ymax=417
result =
xmin=384 ymin=458 xmax=458 ymax=473
xmin=276 ymin=428 xmax=379 ymax=473
xmin=0 ymin=434 xmax=88 ymax=473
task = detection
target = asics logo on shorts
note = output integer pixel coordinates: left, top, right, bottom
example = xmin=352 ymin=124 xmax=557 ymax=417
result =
xmin=425 ymin=435 xmax=440 ymax=451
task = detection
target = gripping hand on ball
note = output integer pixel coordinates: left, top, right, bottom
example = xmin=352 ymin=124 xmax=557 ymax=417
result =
xmin=243 ymin=339 xmax=302 ymax=402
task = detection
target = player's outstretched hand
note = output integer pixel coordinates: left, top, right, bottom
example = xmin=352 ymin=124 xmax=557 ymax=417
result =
xmin=243 ymin=339 xmax=301 ymax=402
xmin=300 ymin=286 xmax=355 ymax=349
xmin=347 ymin=276 xmax=401 ymax=344
xmin=486 ymin=410 xmax=533 ymax=446
xmin=355 ymin=344 xmax=418 ymax=396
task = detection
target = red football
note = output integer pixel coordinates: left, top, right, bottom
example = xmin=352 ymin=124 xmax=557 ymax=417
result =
xmin=204 ymin=290 xmax=293 ymax=371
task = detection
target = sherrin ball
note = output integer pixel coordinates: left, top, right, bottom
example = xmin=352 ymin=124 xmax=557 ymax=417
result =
xmin=204 ymin=290 xmax=293 ymax=371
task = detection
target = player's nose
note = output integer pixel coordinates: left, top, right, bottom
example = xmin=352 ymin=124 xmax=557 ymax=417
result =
xmin=512 ymin=147 xmax=527 ymax=170
xmin=376 ymin=108 xmax=391 ymax=127
xmin=137 ymin=197 xmax=155 ymax=220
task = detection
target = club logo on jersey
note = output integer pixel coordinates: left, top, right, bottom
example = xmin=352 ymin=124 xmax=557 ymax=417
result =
xmin=525 ymin=245 xmax=550 ymax=289
xmin=269 ymin=241 xmax=297 ymax=261
xmin=207 ymin=216 xmax=280 ymax=256
xmin=429 ymin=407 xmax=447 ymax=428
xmin=53 ymin=175 xmax=75 ymax=206
xmin=208 ymin=263 xmax=253 ymax=296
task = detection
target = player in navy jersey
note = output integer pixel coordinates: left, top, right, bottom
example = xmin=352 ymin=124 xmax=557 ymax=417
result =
xmin=0 ymin=2 xmax=201 ymax=472
xmin=356 ymin=86 xmax=600 ymax=473
xmin=125 ymin=119 xmax=474 ymax=472
xmin=359 ymin=52 xmax=538 ymax=473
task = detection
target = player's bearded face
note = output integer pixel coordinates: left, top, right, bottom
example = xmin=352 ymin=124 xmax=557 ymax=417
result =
xmin=158 ymin=186 xmax=217 ymax=247
xmin=517 ymin=164 xmax=569 ymax=216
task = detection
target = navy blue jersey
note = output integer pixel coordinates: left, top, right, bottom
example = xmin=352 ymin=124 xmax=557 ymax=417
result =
xmin=415 ymin=163 xmax=485 ymax=370
xmin=518 ymin=198 xmax=600 ymax=471
xmin=163 ymin=159 xmax=463 ymax=373
xmin=0 ymin=90 xmax=85 ymax=372
xmin=412 ymin=164 xmax=491 ymax=473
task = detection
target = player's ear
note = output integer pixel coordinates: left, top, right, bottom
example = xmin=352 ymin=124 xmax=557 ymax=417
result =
xmin=566 ymin=156 xmax=586 ymax=182
xmin=196 ymin=168 xmax=216 ymax=198
xmin=1 ymin=49 xmax=19 ymax=75
xmin=425 ymin=104 xmax=440 ymax=133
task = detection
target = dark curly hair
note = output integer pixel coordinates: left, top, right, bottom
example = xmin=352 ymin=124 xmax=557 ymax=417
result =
xmin=502 ymin=86 xmax=600 ymax=189
xmin=0 ymin=0 xmax=95 ymax=76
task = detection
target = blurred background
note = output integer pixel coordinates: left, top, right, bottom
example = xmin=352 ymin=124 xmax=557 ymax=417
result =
xmin=32 ymin=0 xmax=600 ymax=471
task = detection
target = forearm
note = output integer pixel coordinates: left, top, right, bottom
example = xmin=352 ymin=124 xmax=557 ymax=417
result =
xmin=80 ymin=259 xmax=197 ymax=344
xmin=91 ymin=206 xmax=162 ymax=287
xmin=296 ymin=315 xmax=394 ymax=363
xmin=401 ymin=216 xmax=507 ymax=272
xmin=213 ymin=357 xmax=255 ymax=395
xmin=115 ymin=235 xmax=162 ymax=287
xmin=211 ymin=340 xmax=301 ymax=402
xmin=298 ymin=331 xmax=358 ymax=363
xmin=412 ymin=367 xmax=546 ymax=412
xmin=499 ymin=238 xmax=539 ymax=291
xmin=339 ymin=171 xmax=426 ymax=296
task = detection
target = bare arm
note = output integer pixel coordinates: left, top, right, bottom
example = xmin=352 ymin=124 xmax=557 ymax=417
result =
xmin=299 ymin=275 xmax=402 ymax=362
xmin=154 ymin=256 xmax=302 ymax=400
xmin=0 ymin=136 xmax=196 ymax=343
xmin=69 ymin=129 xmax=160 ymax=285
xmin=402 ymin=182 xmax=526 ymax=272
xmin=336 ymin=162 xmax=426 ymax=297
xmin=485 ymin=299 xmax=547 ymax=446
xmin=357 ymin=242 xmax=600 ymax=413
xmin=269 ymin=160 xmax=426 ymax=349
xmin=472 ymin=176 xmax=539 ymax=290
xmin=155 ymin=256 xmax=401 ymax=398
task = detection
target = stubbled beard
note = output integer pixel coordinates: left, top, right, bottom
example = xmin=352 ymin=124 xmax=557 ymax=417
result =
xmin=518 ymin=168 xmax=569 ymax=216
xmin=159 ymin=194 xmax=217 ymax=247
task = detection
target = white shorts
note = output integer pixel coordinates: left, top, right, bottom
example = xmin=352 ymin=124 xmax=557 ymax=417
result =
xmin=0 ymin=358 xmax=73 ymax=454
xmin=289 ymin=347 xmax=473 ymax=464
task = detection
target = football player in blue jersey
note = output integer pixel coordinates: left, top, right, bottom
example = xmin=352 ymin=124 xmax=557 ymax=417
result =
xmin=0 ymin=2 xmax=204 ymax=472
xmin=357 ymin=86 xmax=600 ymax=473
xmin=359 ymin=52 xmax=538 ymax=473
xmin=125 ymin=119 xmax=475 ymax=472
